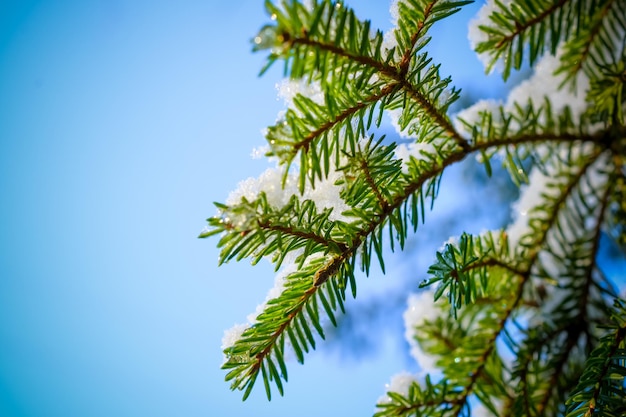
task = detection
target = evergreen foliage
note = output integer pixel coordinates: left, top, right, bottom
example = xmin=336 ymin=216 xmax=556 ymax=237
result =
xmin=201 ymin=0 xmax=626 ymax=415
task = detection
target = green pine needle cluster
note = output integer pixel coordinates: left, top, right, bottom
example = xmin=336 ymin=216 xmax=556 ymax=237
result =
xmin=201 ymin=0 xmax=626 ymax=415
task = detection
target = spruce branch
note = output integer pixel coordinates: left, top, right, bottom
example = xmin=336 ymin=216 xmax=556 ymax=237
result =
xmin=221 ymin=255 xmax=355 ymax=400
xmin=606 ymin=159 xmax=626 ymax=253
xmin=566 ymin=300 xmax=626 ymax=417
xmin=557 ymin=0 xmax=626 ymax=85
xmin=258 ymin=0 xmax=471 ymax=187
xmin=203 ymin=0 xmax=626 ymax=411
xmin=507 ymin=149 xmax=615 ymax=415
xmin=474 ymin=0 xmax=570 ymax=78
xmin=291 ymin=83 xmax=397 ymax=156
xmin=421 ymin=231 xmax=520 ymax=317
xmin=205 ymin=128 xmax=614 ymax=402
xmin=393 ymin=0 xmax=473 ymax=67
xmin=205 ymin=194 xmax=348 ymax=268
xmin=472 ymin=0 xmax=624 ymax=80
xmin=395 ymin=72 xmax=470 ymax=151
xmin=411 ymin=142 xmax=613 ymax=415
xmin=587 ymin=55 xmax=626 ymax=126
xmin=512 ymin=321 xmax=585 ymax=416
xmin=266 ymin=80 xmax=397 ymax=189
xmin=535 ymin=323 xmax=586 ymax=416
xmin=375 ymin=377 xmax=466 ymax=417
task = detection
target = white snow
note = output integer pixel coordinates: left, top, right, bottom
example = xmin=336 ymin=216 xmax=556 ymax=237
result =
xmin=226 ymin=167 xmax=299 ymax=208
xmin=454 ymin=43 xmax=592 ymax=141
xmin=302 ymin=167 xmax=351 ymax=221
xmin=472 ymin=398 xmax=504 ymax=417
xmin=452 ymin=99 xmax=501 ymax=138
xmin=276 ymin=78 xmax=325 ymax=108
xmin=394 ymin=141 xmax=439 ymax=172
xmin=403 ymin=288 xmax=442 ymax=376
xmin=387 ymin=109 xmax=410 ymax=139
xmin=506 ymin=146 xmax=609 ymax=251
xmin=505 ymin=48 xmax=589 ymax=122
xmin=251 ymin=145 xmax=270 ymax=159
xmin=377 ymin=371 xmax=419 ymax=404
xmin=221 ymin=323 xmax=249 ymax=352
xmin=382 ymin=0 xmax=401 ymax=53
xmin=505 ymin=164 xmax=553 ymax=249
xmin=224 ymin=161 xmax=350 ymax=223
xmin=467 ymin=0 xmax=514 ymax=71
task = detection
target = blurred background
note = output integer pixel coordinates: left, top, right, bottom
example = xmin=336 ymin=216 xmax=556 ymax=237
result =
xmin=1 ymin=1 xmax=623 ymax=416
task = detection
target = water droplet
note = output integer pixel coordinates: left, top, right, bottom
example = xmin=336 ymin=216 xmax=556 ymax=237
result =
xmin=270 ymin=13 xmax=277 ymax=20
xmin=254 ymin=36 xmax=263 ymax=45
xmin=454 ymin=357 xmax=461 ymax=363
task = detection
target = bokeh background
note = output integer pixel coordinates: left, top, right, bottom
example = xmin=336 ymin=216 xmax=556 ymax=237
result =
xmin=2 ymin=1 xmax=624 ymax=416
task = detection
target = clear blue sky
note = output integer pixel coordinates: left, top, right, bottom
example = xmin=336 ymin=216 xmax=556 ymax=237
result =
xmin=0 ymin=1 xmax=577 ymax=416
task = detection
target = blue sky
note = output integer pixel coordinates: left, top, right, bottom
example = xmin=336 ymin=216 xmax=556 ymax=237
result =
xmin=0 ymin=1 xmax=593 ymax=416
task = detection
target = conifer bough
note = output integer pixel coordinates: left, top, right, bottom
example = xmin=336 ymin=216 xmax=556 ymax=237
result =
xmin=201 ymin=0 xmax=626 ymax=415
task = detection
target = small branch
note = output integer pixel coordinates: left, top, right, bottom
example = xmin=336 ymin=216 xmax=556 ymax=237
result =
xmin=569 ymin=0 xmax=617 ymax=77
xmin=244 ymin=283 xmax=320 ymax=379
xmin=579 ymin=177 xmax=614 ymax=311
xmin=292 ymin=37 xmax=394 ymax=75
xmin=242 ymin=132 xmax=610 ymax=402
xmin=313 ymin=251 xmax=351 ymax=286
xmin=535 ymin=325 xmax=583 ymax=415
xmin=358 ymin=155 xmax=390 ymax=213
xmin=493 ymin=0 xmax=570 ymax=51
xmin=587 ymin=327 xmax=626 ymax=413
xmin=389 ymin=397 xmax=461 ymax=415
xmin=451 ymin=148 xmax=607 ymax=415
xmin=293 ymin=83 xmax=398 ymax=154
xmin=398 ymin=0 xmax=438 ymax=75
xmin=399 ymin=79 xmax=471 ymax=151
xmin=451 ymin=274 xmax=530 ymax=417
xmin=257 ymin=220 xmax=348 ymax=253
xmin=474 ymin=130 xmax=610 ymax=149
xmin=461 ymin=257 xmax=526 ymax=278
xmin=516 ymin=320 xmax=582 ymax=409
xmin=291 ymin=35 xmax=471 ymax=152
